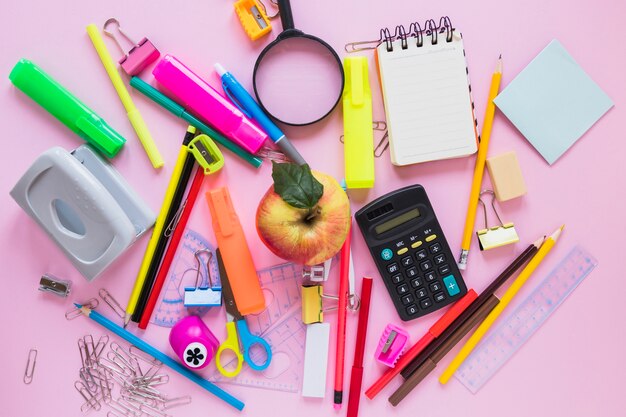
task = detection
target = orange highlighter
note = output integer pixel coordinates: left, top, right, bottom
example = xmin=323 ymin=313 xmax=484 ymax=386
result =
xmin=206 ymin=187 xmax=265 ymax=316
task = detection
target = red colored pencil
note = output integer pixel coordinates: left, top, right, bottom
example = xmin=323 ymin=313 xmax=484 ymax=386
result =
xmin=334 ymin=226 xmax=351 ymax=409
xmin=139 ymin=167 xmax=205 ymax=329
xmin=364 ymin=289 xmax=478 ymax=399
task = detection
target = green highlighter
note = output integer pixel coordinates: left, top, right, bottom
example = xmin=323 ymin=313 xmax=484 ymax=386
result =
xmin=9 ymin=59 xmax=126 ymax=158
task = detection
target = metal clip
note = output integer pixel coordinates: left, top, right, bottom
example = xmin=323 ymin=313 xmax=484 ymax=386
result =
xmin=99 ymin=288 xmax=127 ymax=319
xmin=23 ymin=349 xmax=37 ymax=384
xmin=476 ymin=190 xmax=520 ymax=250
xmin=103 ymin=18 xmax=160 ymax=76
xmin=302 ymin=257 xmax=333 ymax=282
xmin=38 ymin=273 xmax=72 ymax=297
xmin=183 ymin=249 xmax=222 ymax=307
xmin=301 ymin=284 xmax=339 ymax=324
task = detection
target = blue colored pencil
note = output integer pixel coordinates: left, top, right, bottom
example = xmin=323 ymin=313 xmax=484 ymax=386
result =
xmin=75 ymin=304 xmax=244 ymax=411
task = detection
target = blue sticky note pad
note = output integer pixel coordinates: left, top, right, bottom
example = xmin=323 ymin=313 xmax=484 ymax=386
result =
xmin=494 ymin=40 xmax=613 ymax=165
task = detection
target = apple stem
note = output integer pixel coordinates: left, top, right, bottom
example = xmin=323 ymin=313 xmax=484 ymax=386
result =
xmin=305 ymin=206 xmax=322 ymax=222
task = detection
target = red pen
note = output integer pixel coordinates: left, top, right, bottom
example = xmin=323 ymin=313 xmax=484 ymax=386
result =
xmin=138 ymin=167 xmax=205 ymax=329
xmin=334 ymin=225 xmax=351 ymax=409
xmin=364 ymin=289 xmax=478 ymax=399
xmin=347 ymin=277 xmax=373 ymax=417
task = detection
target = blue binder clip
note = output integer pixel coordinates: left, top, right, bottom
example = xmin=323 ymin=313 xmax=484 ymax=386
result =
xmin=184 ymin=249 xmax=222 ymax=307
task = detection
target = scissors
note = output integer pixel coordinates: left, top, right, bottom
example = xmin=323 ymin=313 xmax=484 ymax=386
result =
xmin=215 ymin=249 xmax=272 ymax=377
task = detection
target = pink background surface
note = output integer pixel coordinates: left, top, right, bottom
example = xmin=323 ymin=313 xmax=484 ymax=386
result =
xmin=1 ymin=0 xmax=625 ymax=416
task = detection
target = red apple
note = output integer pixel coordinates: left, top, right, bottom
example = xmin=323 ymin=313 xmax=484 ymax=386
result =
xmin=256 ymin=170 xmax=351 ymax=265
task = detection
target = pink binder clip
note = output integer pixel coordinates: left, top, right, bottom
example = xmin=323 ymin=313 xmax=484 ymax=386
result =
xmin=374 ymin=324 xmax=409 ymax=367
xmin=103 ymin=18 xmax=160 ymax=76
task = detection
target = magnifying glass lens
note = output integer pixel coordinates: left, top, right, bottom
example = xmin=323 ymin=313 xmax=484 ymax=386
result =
xmin=255 ymin=36 xmax=343 ymax=126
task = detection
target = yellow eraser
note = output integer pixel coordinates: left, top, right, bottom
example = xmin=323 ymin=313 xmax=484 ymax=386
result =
xmin=486 ymin=151 xmax=527 ymax=201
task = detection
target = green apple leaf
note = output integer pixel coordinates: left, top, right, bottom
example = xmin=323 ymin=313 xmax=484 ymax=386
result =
xmin=272 ymin=162 xmax=323 ymax=210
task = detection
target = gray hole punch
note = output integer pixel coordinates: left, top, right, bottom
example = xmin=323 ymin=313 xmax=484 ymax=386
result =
xmin=10 ymin=145 xmax=155 ymax=280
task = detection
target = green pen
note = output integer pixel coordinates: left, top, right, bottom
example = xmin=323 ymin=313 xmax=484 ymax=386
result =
xmin=130 ymin=76 xmax=262 ymax=168
xmin=9 ymin=59 xmax=126 ymax=158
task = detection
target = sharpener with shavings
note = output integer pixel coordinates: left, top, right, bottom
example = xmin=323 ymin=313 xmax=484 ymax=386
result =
xmin=10 ymin=145 xmax=155 ymax=280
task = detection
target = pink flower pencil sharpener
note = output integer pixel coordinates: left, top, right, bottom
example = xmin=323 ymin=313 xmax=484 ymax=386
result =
xmin=374 ymin=324 xmax=409 ymax=367
xmin=169 ymin=316 xmax=219 ymax=370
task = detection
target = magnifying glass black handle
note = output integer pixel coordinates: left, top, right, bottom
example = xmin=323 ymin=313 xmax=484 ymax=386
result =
xmin=277 ymin=0 xmax=295 ymax=30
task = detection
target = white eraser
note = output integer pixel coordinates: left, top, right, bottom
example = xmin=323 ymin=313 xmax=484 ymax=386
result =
xmin=302 ymin=323 xmax=330 ymax=398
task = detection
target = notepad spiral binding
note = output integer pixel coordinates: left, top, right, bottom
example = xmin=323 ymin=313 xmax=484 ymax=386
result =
xmin=345 ymin=16 xmax=454 ymax=53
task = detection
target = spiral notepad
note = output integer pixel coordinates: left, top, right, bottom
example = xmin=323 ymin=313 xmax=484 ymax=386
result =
xmin=376 ymin=18 xmax=478 ymax=166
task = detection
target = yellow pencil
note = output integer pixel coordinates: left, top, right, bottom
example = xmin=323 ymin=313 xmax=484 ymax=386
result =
xmin=440 ymin=225 xmax=564 ymax=384
xmin=86 ymin=24 xmax=164 ymax=169
xmin=457 ymin=56 xmax=503 ymax=270
xmin=124 ymin=137 xmax=190 ymax=326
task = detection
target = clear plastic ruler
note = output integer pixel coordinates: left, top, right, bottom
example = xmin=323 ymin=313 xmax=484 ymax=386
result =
xmin=209 ymin=262 xmax=308 ymax=393
xmin=455 ymin=245 xmax=597 ymax=393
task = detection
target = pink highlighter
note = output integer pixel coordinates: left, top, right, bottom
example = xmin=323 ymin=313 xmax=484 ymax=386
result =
xmin=152 ymin=55 xmax=268 ymax=154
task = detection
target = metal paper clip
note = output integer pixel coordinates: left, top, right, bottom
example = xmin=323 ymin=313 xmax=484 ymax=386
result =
xmin=347 ymin=249 xmax=360 ymax=312
xmin=99 ymin=288 xmax=127 ymax=319
xmin=38 ymin=273 xmax=72 ymax=297
xmin=302 ymin=257 xmax=333 ymax=282
xmin=23 ymin=349 xmax=37 ymax=384
xmin=339 ymin=121 xmax=387 ymax=144
xmin=374 ymin=131 xmax=390 ymax=158
xmin=301 ymin=284 xmax=339 ymax=324
xmin=75 ymin=380 xmax=101 ymax=412
xmin=344 ymin=27 xmax=394 ymax=52
xmin=65 ymin=298 xmax=99 ymax=320
xmin=129 ymin=345 xmax=161 ymax=367
xmin=183 ymin=249 xmax=222 ymax=307
xmin=163 ymin=395 xmax=192 ymax=410
xmin=103 ymin=18 xmax=160 ymax=76
xmin=257 ymin=0 xmax=279 ymax=18
xmin=257 ymin=146 xmax=288 ymax=163
xmin=476 ymin=190 xmax=520 ymax=250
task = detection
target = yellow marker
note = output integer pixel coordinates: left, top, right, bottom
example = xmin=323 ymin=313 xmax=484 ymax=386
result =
xmin=457 ymin=56 xmax=503 ymax=270
xmin=124 ymin=131 xmax=191 ymax=325
xmin=440 ymin=225 xmax=564 ymax=384
xmin=343 ymin=56 xmax=374 ymax=189
xmin=86 ymin=24 xmax=164 ymax=168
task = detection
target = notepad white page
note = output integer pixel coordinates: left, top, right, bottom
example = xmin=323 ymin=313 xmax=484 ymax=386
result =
xmin=377 ymin=32 xmax=478 ymax=165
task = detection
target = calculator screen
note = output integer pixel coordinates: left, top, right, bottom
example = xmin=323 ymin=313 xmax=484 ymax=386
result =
xmin=375 ymin=208 xmax=421 ymax=235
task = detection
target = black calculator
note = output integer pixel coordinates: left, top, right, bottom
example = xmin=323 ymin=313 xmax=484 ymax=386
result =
xmin=355 ymin=185 xmax=467 ymax=321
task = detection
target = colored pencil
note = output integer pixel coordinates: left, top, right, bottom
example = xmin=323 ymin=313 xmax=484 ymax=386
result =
xmin=346 ymin=277 xmax=373 ymax=417
xmin=138 ymin=166 xmax=205 ymax=329
xmin=364 ymin=289 xmax=478 ymax=399
xmin=76 ymin=304 xmax=244 ymax=410
xmin=457 ymin=56 xmax=503 ymax=270
xmin=389 ymin=294 xmax=500 ymax=405
xmin=440 ymin=225 xmax=564 ymax=384
xmin=400 ymin=236 xmax=542 ymax=378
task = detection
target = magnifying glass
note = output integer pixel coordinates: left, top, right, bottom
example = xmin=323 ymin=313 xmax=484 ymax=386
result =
xmin=253 ymin=0 xmax=344 ymax=126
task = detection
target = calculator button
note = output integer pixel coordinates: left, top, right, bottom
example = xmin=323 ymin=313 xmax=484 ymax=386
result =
xmin=391 ymin=274 xmax=403 ymax=284
xmin=401 ymin=256 xmax=414 ymax=267
xmin=439 ymin=264 xmax=451 ymax=275
xmin=429 ymin=282 xmax=442 ymax=292
xmin=406 ymin=305 xmax=418 ymax=316
xmin=420 ymin=298 xmax=433 ymax=309
xmin=425 ymin=234 xmax=437 ymax=242
xmin=396 ymin=284 xmax=409 ymax=295
xmin=406 ymin=267 xmax=418 ymax=278
xmin=434 ymin=292 xmax=446 ymax=303
xmin=443 ymin=275 xmax=461 ymax=296
xmin=425 ymin=271 xmax=437 ymax=282
xmin=429 ymin=243 xmax=442 ymax=254
xmin=397 ymin=247 xmax=409 ymax=256
xmin=387 ymin=263 xmax=400 ymax=274
xmin=401 ymin=294 xmax=415 ymax=305
xmin=415 ymin=249 xmax=428 ymax=261
xmin=381 ymin=248 xmax=393 ymax=261
xmin=411 ymin=241 xmax=423 ymax=249
xmin=410 ymin=277 xmax=423 ymax=288
xmin=420 ymin=260 xmax=433 ymax=271
xmin=434 ymin=254 xmax=446 ymax=264
xmin=415 ymin=288 xmax=428 ymax=299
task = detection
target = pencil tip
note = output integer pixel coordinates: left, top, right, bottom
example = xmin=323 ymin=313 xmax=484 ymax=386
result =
xmin=73 ymin=303 xmax=81 ymax=308
xmin=499 ymin=54 xmax=502 ymax=59
xmin=552 ymin=225 xmax=565 ymax=240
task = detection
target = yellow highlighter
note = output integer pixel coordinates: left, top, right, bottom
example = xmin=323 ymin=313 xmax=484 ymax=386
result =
xmin=343 ymin=56 xmax=374 ymax=189
xmin=86 ymin=24 xmax=164 ymax=169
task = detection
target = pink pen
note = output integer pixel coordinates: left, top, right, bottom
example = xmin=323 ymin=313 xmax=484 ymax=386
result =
xmin=153 ymin=55 xmax=267 ymax=154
